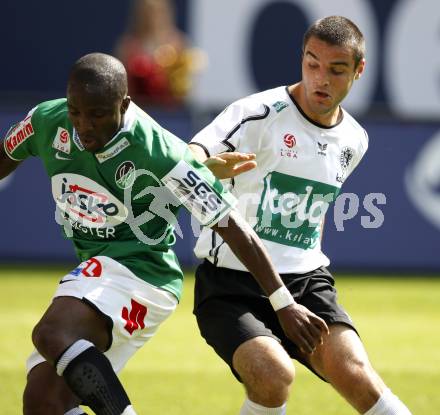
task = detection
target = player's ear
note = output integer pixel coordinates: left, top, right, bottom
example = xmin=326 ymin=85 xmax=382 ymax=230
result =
xmin=121 ymin=96 xmax=131 ymax=114
xmin=354 ymin=58 xmax=366 ymax=80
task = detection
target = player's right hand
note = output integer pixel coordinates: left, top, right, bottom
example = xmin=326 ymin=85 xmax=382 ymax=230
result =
xmin=276 ymin=302 xmax=329 ymax=354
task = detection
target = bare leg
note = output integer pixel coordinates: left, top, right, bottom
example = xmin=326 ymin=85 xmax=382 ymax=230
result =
xmin=28 ymin=297 xmax=134 ymax=415
xmin=305 ymin=324 xmax=387 ymax=413
xmin=233 ymin=336 xmax=295 ymax=408
xmin=23 ymin=362 xmax=82 ymax=415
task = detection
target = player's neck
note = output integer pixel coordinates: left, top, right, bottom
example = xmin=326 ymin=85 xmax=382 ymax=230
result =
xmin=288 ymin=83 xmax=342 ymax=127
xmin=111 ymin=115 xmax=126 ymax=141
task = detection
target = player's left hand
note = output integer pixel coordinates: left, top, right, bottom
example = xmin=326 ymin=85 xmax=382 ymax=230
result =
xmin=204 ymin=152 xmax=256 ymax=179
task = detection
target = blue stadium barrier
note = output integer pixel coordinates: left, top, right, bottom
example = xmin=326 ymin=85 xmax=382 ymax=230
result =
xmin=1 ymin=110 xmax=439 ymax=271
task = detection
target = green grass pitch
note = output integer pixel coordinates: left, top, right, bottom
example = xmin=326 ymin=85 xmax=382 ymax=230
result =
xmin=0 ymin=267 xmax=439 ymax=414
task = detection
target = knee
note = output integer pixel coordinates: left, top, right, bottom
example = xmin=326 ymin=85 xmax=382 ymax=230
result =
xmin=23 ymin=382 xmax=64 ymax=415
xmin=233 ymin=338 xmax=295 ymax=406
xmin=346 ymin=355 xmax=377 ymax=381
xmin=333 ymin=356 xmax=384 ymax=409
xmin=244 ymin=358 xmax=295 ymax=406
xmin=257 ymin=360 xmax=295 ymax=396
xmin=32 ymin=320 xmax=65 ymax=361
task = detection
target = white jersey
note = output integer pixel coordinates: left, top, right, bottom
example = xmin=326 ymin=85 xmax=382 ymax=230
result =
xmin=191 ymin=86 xmax=368 ymax=273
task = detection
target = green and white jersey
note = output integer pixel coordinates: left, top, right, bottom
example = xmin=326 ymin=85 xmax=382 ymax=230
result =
xmin=4 ymin=99 xmax=234 ymax=299
xmin=191 ymin=86 xmax=368 ymax=273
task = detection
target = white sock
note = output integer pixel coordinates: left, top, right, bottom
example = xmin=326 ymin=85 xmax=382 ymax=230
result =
xmin=56 ymin=339 xmax=94 ymax=376
xmin=122 ymin=405 xmax=137 ymax=415
xmin=240 ymin=398 xmax=286 ymax=415
xmin=364 ymin=388 xmax=412 ymax=415
xmin=64 ymin=403 xmax=135 ymax=415
xmin=64 ymin=408 xmax=86 ymax=415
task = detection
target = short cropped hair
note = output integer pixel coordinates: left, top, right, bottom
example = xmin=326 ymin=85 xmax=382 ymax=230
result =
xmin=303 ymin=16 xmax=365 ymax=67
xmin=68 ymin=53 xmax=128 ymax=100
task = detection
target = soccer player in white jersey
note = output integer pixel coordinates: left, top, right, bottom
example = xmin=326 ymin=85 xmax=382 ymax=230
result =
xmin=0 ymin=54 xmax=328 ymax=415
xmin=189 ymin=16 xmax=412 ymax=415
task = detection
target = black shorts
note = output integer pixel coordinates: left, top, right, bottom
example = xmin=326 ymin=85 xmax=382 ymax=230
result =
xmin=193 ymin=260 xmax=357 ymax=380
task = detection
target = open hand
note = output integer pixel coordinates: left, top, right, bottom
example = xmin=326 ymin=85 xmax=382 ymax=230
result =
xmin=204 ymin=152 xmax=256 ymax=179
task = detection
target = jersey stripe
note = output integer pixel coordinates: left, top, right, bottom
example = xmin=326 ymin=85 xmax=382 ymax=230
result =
xmin=190 ymin=141 xmax=211 ymax=158
xmin=222 ymin=105 xmax=270 ymax=151
xmin=208 ymin=228 xmax=225 ymax=266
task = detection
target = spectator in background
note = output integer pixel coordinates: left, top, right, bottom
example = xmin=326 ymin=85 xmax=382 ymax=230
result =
xmin=115 ymin=0 xmax=200 ymax=107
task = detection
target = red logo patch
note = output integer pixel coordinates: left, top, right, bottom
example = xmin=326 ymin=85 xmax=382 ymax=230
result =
xmin=5 ymin=116 xmax=34 ymax=154
xmin=122 ymin=299 xmax=147 ymax=335
xmin=81 ymin=258 xmax=102 ymax=277
xmin=60 ymin=129 xmax=70 ymax=144
xmin=283 ymin=134 xmax=296 ymax=148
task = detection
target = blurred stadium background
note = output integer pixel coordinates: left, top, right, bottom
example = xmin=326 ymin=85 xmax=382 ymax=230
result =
xmin=0 ymin=0 xmax=439 ymax=413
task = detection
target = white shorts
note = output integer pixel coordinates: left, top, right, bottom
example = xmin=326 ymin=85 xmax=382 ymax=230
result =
xmin=26 ymin=256 xmax=178 ymax=374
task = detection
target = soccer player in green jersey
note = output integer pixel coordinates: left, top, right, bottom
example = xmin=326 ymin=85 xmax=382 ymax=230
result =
xmin=0 ymin=53 xmax=328 ymax=415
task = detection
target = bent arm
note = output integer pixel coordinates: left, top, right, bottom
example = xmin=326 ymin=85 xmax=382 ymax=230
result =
xmin=0 ymin=141 xmax=21 ymax=179
xmin=212 ymin=209 xmax=283 ymax=295
xmin=212 ymin=209 xmax=329 ymax=353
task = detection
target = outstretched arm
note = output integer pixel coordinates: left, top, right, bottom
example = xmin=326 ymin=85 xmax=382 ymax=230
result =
xmin=0 ymin=141 xmax=21 ymax=180
xmin=212 ymin=210 xmax=329 ymax=353
xmin=189 ymin=143 xmax=256 ymax=179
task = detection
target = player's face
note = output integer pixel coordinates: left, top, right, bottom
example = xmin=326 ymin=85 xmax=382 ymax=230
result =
xmin=301 ymin=36 xmax=365 ymax=122
xmin=67 ymin=84 xmax=130 ymax=152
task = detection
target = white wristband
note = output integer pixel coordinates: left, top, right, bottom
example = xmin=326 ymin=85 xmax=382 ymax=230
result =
xmin=269 ymin=286 xmax=295 ymax=311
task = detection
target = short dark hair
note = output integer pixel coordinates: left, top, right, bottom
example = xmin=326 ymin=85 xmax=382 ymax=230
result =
xmin=68 ymin=53 xmax=128 ymax=100
xmin=303 ymin=16 xmax=365 ymax=67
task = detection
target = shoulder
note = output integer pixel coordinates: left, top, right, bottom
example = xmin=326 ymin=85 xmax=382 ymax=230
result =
xmin=129 ymin=103 xmax=185 ymax=149
xmin=219 ymin=86 xmax=291 ymax=127
xmin=233 ymin=86 xmax=289 ymax=117
xmin=33 ymin=98 xmax=67 ymax=118
xmin=127 ymin=102 xmax=188 ymax=168
xmin=29 ymin=98 xmax=68 ymax=130
xmin=340 ymin=108 xmax=369 ymax=155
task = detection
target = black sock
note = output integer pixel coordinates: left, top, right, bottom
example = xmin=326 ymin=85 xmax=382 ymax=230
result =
xmin=61 ymin=346 xmax=131 ymax=415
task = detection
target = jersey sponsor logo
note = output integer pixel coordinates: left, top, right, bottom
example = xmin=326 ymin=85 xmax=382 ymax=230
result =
xmin=162 ymin=160 xmax=232 ymax=226
xmin=52 ymin=127 xmax=71 ymax=154
xmin=52 ymin=173 xmax=128 ymax=228
xmin=122 ymin=299 xmax=147 ymax=335
xmin=281 ymin=134 xmax=298 ymax=159
xmin=272 ymin=101 xmax=289 ymax=113
xmin=80 ymin=258 xmax=103 ymax=277
xmin=5 ymin=115 xmax=34 ymax=154
xmin=95 ymin=138 xmax=130 ymax=164
xmin=254 ymin=172 xmax=338 ymax=249
xmin=60 ymin=258 xmax=103 ymax=284
xmin=115 ymin=161 xmax=136 ymax=189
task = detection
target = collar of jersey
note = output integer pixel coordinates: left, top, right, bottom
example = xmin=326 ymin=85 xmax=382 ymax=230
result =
xmin=285 ymin=86 xmax=344 ymax=130
xmin=72 ymin=101 xmax=136 ymax=151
